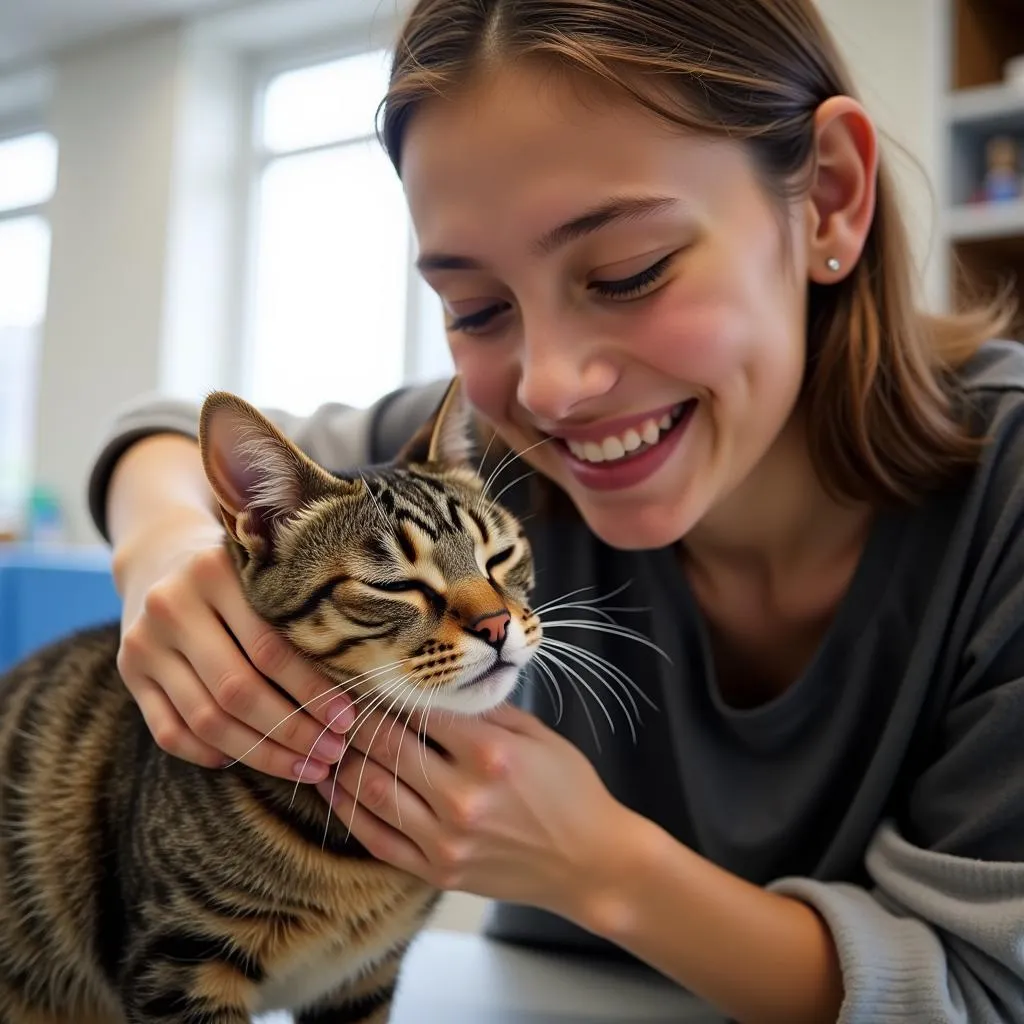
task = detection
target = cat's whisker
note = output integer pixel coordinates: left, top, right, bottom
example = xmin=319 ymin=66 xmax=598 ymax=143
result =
xmin=310 ymin=674 xmax=411 ymax=821
xmin=539 ymin=618 xmax=672 ymax=664
xmin=532 ymin=647 xmax=617 ymax=748
xmin=529 ymin=656 xmax=565 ymax=725
xmin=480 ymin=436 xmax=551 ymax=498
xmin=360 ymin=471 xmax=391 ymax=534
xmin=539 ymin=636 xmax=658 ymax=712
xmin=531 ymin=580 xmax=637 ymax=616
xmin=356 ymin=683 xmax=418 ymax=833
xmin=539 ymin=638 xmax=651 ymax=736
xmin=531 ymin=650 xmax=602 ymax=751
xmin=388 ymin=683 xmax=425 ymax=829
xmin=339 ymin=678 xmax=414 ymax=843
xmin=538 ymin=639 xmax=640 ymax=742
xmin=319 ymin=677 xmax=409 ymax=845
xmin=226 ymin=656 xmax=418 ymax=772
xmin=416 ymin=686 xmax=439 ymax=791
xmin=475 ymin=428 xmax=498 ymax=478
xmin=487 ymin=469 xmax=536 ymax=514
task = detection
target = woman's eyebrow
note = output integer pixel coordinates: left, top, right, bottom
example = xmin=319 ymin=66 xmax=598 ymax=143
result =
xmin=415 ymin=193 xmax=678 ymax=273
xmin=532 ymin=194 xmax=677 ymax=255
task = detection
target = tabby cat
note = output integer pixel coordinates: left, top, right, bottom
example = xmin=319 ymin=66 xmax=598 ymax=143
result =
xmin=0 ymin=379 xmax=541 ymax=1023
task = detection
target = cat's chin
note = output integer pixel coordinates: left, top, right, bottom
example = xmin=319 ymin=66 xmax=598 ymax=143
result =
xmin=428 ymin=664 xmax=524 ymax=715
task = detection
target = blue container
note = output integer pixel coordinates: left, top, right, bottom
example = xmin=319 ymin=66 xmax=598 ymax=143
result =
xmin=0 ymin=544 xmax=122 ymax=673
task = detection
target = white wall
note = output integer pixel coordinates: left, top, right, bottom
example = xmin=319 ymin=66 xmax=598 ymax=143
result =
xmin=816 ymin=0 xmax=948 ymax=310
xmin=33 ymin=23 xmax=186 ymax=544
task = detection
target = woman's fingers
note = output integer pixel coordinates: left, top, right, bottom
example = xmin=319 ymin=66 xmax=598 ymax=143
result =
xmin=145 ymin=647 xmax=339 ymax=782
xmin=131 ymin=676 xmax=228 ymax=769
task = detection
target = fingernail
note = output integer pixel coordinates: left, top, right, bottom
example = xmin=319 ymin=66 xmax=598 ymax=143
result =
xmin=294 ymin=760 xmax=329 ymax=782
xmin=314 ymin=735 xmax=345 ymax=762
xmin=324 ymin=697 xmax=355 ymax=733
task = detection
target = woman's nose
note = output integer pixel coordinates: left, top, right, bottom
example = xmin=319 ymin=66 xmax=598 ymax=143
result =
xmin=515 ymin=326 xmax=618 ymax=423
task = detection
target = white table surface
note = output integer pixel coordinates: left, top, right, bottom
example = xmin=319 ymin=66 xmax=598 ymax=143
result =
xmin=256 ymin=928 xmax=726 ymax=1023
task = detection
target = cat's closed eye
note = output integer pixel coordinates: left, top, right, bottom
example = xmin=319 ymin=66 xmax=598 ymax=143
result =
xmin=485 ymin=546 xmax=516 ymax=575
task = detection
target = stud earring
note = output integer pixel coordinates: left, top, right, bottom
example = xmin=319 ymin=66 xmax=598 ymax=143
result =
xmin=826 ymin=257 xmax=841 ymax=272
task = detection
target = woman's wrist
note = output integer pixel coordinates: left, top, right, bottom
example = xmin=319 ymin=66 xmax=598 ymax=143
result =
xmin=111 ymin=510 xmax=225 ymax=599
xmin=562 ymin=808 xmax=844 ymax=1024
xmin=565 ymin=803 xmax=668 ymax=941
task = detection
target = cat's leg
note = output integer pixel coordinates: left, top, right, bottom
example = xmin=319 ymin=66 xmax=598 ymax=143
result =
xmin=295 ymin=953 xmax=401 ymax=1024
xmin=119 ymin=952 xmax=255 ymax=1024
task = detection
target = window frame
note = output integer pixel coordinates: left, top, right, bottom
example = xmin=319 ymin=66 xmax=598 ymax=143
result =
xmin=0 ymin=114 xmax=57 ymax=534
xmin=0 ymin=116 xmax=55 ymax=226
xmin=232 ymin=35 xmax=435 ymax=412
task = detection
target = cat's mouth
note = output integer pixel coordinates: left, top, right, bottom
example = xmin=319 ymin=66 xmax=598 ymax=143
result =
xmin=456 ymin=660 xmax=516 ymax=691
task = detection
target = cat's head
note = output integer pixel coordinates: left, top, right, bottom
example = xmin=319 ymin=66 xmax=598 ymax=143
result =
xmin=197 ymin=380 xmax=540 ymax=715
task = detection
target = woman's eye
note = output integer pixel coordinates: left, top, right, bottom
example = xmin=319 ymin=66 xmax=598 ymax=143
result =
xmin=447 ymin=301 xmax=512 ymax=335
xmin=589 ymin=254 xmax=673 ymax=300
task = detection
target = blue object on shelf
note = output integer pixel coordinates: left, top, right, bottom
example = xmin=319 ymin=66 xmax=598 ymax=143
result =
xmin=0 ymin=544 xmax=122 ymax=674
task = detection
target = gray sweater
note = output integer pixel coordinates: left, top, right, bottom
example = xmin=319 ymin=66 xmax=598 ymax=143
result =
xmin=87 ymin=340 xmax=1024 ymax=1023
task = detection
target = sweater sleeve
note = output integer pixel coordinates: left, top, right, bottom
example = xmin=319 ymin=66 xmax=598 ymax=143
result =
xmin=766 ymin=391 xmax=1024 ymax=1023
xmin=85 ymin=381 xmax=451 ymax=542
xmin=85 ymin=393 xmax=376 ymax=541
xmin=769 ymin=821 xmax=1024 ymax=1022
xmin=768 ymin=524 xmax=1024 ymax=1019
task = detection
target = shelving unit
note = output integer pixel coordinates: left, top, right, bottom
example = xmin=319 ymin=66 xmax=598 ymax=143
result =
xmin=941 ymin=0 xmax=1024 ymax=324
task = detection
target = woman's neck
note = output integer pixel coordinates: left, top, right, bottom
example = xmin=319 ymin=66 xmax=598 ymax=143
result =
xmin=681 ymin=409 xmax=874 ymax=586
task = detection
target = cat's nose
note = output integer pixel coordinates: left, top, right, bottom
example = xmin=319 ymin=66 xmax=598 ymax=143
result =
xmin=468 ymin=610 xmax=511 ymax=651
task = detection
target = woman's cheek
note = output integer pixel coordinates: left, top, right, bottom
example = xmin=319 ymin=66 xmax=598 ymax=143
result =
xmin=639 ymin=297 xmax=755 ymax=389
xmin=451 ymin=342 xmax=520 ymax=423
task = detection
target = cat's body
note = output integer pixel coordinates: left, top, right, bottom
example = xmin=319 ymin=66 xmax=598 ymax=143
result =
xmin=0 ymin=622 xmax=436 ymax=1024
xmin=0 ymin=381 xmax=541 ymax=1023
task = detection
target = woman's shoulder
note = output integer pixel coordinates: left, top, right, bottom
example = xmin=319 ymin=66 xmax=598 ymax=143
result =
xmin=951 ymin=339 xmax=1024 ymax=480
xmin=955 ymin=337 xmax=1024 ymax=402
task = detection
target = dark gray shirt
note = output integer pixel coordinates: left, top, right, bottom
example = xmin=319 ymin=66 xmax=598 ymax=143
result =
xmin=87 ymin=340 xmax=1024 ymax=1022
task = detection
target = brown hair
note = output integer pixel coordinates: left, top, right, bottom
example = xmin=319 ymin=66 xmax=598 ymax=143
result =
xmin=379 ymin=0 xmax=1016 ymax=506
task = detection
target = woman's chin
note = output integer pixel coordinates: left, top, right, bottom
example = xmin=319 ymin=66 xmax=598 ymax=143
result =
xmin=575 ymin=500 xmax=697 ymax=552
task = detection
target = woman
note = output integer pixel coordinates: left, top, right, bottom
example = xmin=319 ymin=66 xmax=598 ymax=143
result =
xmin=88 ymin=1 xmax=1024 ymax=1021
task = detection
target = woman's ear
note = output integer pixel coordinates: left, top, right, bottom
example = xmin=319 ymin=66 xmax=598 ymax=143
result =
xmin=804 ymin=95 xmax=879 ymax=283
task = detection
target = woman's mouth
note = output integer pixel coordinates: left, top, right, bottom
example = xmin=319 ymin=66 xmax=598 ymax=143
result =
xmin=562 ymin=401 xmax=694 ymax=465
xmin=552 ymin=399 xmax=698 ymax=492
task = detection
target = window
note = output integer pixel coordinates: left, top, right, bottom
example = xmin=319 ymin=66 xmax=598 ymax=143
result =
xmin=244 ymin=49 xmax=449 ymax=417
xmin=0 ymin=130 xmax=57 ymax=534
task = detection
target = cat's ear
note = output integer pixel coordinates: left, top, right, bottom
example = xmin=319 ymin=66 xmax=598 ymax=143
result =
xmin=199 ymin=392 xmax=346 ymax=560
xmin=396 ymin=376 xmax=477 ymax=469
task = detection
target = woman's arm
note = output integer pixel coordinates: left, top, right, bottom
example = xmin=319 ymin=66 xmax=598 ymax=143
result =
xmin=567 ymin=668 xmax=1024 ymax=1024
xmin=574 ymin=807 xmax=844 ymax=1024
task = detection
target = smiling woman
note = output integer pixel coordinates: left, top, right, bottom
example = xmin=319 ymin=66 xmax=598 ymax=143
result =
xmin=85 ymin=1 xmax=1024 ymax=1023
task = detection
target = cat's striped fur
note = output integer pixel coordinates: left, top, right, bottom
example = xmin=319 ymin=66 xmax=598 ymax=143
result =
xmin=0 ymin=379 xmax=541 ymax=1023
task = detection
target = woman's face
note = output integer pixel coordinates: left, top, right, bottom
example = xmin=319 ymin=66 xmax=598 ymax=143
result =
xmin=401 ymin=64 xmax=812 ymax=551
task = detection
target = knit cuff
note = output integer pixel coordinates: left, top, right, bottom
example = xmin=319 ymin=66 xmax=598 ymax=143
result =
xmin=766 ymin=876 xmax=966 ymax=1023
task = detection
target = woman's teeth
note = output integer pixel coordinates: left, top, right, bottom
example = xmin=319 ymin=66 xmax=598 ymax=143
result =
xmin=565 ymin=403 xmax=689 ymax=465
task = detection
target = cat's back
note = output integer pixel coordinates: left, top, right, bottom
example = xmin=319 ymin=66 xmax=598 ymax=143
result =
xmin=0 ymin=620 xmax=135 ymax=767
xmin=0 ymin=621 xmax=141 ymax=1021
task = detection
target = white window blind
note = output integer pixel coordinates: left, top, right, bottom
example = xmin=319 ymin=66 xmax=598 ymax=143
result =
xmin=245 ymin=49 xmax=420 ymax=417
xmin=0 ymin=130 xmax=57 ymax=534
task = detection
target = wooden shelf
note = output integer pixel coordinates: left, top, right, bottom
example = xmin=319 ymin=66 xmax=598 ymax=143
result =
xmin=945 ymin=199 xmax=1024 ymax=241
xmin=953 ymin=0 xmax=1024 ymax=90
xmin=944 ymin=0 xmax=1024 ymax=317
xmin=948 ymin=82 xmax=1024 ymax=129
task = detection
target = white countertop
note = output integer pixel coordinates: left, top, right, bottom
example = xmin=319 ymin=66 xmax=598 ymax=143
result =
xmin=256 ymin=928 xmax=725 ymax=1023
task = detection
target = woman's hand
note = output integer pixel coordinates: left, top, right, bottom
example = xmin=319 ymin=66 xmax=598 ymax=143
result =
xmin=317 ymin=701 xmax=628 ymax=918
xmin=115 ymin=521 xmax=354 ymax=781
